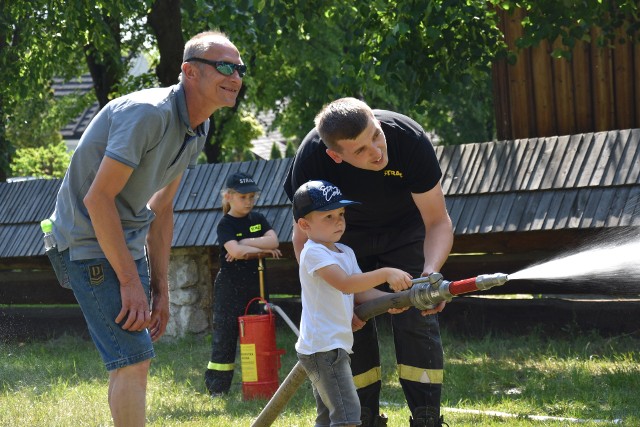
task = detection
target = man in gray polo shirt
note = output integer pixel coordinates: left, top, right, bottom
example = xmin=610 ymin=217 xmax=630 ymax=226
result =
xmin=46 ymin=30 xmax=246 ymax=426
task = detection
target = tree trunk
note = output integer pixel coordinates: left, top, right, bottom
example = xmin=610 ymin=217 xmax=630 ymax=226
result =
xmin=203 ymin=126 xmax=220 ymax=164
xmin=84 ymin=14 xmax=122 ymax=108
xmin=85 ymin=47 xmax=115 ymax=108
xmin=0 ymin=95 xmax=8 ymax=181
xmin=147 ymin=0 xmax=184 ymax=87
xmin=0 ymin=20 xmax=17 ymax=181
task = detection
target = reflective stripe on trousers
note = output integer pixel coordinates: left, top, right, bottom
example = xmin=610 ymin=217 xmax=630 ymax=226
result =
xmin=208 ymin=361 xmax=235 ymax=371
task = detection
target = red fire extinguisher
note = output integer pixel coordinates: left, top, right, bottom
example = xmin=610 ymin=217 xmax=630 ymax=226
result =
xmin=238 ymin=297 xmax=285 ymax=400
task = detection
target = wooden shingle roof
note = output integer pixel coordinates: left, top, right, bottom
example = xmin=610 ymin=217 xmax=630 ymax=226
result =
xmin=439 ymin=129 xmax=640 ymax=235
xmin=1 ymin=129 xmax=638 ymax=260
xmin=0 ymin=179 xmax=61 ymax=258
xmin=172 ymin=158 xmax=294 ymax=248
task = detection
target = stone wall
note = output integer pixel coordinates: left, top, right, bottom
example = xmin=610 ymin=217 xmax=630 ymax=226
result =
xmin=163 ymin=246 xmax=299 ymax=339
xmin=165 ymin=247 xmax=215 ymax=338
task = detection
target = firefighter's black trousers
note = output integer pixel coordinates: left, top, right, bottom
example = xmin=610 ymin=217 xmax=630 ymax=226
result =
xmin=207 ymin=266 xmax=264 ymax=393
xmin=342 ymin=225 xmax=445 ymax=417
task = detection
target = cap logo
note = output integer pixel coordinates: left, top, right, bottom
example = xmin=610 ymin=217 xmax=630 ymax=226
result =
xmin=320 ymin=183 xmax=342 ymax=202
xmin=239 ymin=178 xmax=254 ymax=184
xmin=293 ymin=179 xmax=360 ymax=220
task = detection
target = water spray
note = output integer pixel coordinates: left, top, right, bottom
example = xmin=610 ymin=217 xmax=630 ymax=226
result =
xmin=251 ymin=272 xmax=510 ymax=427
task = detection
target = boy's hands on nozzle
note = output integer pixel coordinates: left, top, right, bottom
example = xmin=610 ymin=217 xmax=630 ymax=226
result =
xmin=384 ymin=268 xmax=413 ymax=292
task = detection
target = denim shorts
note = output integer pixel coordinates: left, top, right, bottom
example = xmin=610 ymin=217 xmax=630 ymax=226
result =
xmin=297 ymin=349 xmax=361 ymax=427
xmin=53 ymin=247 xmax=155 ymax=371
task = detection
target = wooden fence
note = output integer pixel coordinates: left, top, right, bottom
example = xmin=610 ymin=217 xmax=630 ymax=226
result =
xmin=493 ymin=7 xmax=640 ymax=140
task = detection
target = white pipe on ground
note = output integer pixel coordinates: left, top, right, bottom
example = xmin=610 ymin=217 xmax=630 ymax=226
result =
xmin=442 ymin=407 xmax=623 ymax=424
xmin=267 ymin=304 xmax=299 ymax=337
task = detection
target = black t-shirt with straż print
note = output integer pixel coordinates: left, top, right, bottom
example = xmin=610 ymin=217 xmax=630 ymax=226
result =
xmin=284 ymin=109 xmax=442 ymax=233
xmin=217 ymin=211 xmax=273 ymax=269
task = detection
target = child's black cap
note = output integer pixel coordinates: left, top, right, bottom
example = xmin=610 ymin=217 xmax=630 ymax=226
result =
xmin=225 ymin=172 xmax=260 ymax=194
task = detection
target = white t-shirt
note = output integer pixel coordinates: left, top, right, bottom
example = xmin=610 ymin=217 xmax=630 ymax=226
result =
xmin=295 ymin=240 xmax=361 ymax=355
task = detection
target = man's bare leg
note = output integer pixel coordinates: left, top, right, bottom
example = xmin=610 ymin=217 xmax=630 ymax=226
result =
xmin=108 ymin=359 xmax=151 ymax=427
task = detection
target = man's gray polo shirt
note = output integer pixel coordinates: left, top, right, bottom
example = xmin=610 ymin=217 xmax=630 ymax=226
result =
xmin=51 ymin=83 xmax=207 ymax=261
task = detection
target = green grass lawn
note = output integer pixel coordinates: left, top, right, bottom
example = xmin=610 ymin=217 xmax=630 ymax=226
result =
xmin=1 ymin=316 xmax=638 ymax=426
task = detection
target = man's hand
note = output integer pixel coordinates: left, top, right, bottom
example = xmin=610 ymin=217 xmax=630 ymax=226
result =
xmin=420 ymin=301 xmax=446 ymax=316
xmin=419 ymin=272 xmax=446 ymax=316
xmin=388 ymin=306 xmax=410 ymax=315
xmin=149 ymin=290 xmax=170 ymax=342
xmin=116 ymin=279 xmax=151 ymax=331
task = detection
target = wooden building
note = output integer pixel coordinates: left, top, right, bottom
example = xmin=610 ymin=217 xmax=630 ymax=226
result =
xmin=2 ymin=128 xmax=639 ymax=307
xmin=493 ymin=7 xmax=640 ymax=140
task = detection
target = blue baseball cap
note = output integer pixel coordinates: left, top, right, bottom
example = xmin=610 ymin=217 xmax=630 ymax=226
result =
xmin=292 ymin=180 xmax=360 ymax=220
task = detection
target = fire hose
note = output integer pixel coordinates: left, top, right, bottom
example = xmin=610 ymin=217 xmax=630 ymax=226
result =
xmin=251 ymin=272 xmax=509 ymax=427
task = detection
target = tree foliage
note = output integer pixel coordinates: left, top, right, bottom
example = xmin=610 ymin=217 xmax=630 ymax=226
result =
xmin=284 ymin=140 xmax=297 ymax=158
xmin=1 ymin=1 xmax=81 ymax=180
xmin=209 ymin=0 xmax=638 ymax=146
xmin=215 ymin=109 xmax=264 ymax=163
xmin=1 ymin=0 xmax=152 ymax=180
xmin=1 ymin=0 xmax=638 ymax=180
xmin=8 ymin=90 xmax=95 ymax=148
xmin=204 ymin=0 xmax=506 ymax=145
xmin=269 ymin=142 xmax=282 ymax=160
xmin=10 ymin=140 xmax=71 ymax=179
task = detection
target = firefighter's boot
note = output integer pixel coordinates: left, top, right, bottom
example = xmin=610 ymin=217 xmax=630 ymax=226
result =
xmin=409 ymin=406 xmax=448 ymax=427
xmin=361 ymin=407 xmax=388 ymax=427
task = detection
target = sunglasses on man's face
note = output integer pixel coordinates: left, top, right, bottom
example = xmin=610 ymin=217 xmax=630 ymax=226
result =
xmin=185 ymin=57 xmax=247 ymax=78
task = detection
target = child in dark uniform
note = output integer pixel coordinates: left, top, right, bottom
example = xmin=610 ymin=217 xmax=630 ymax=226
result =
xmin=204 ymin=172 xmax=281 ymax=396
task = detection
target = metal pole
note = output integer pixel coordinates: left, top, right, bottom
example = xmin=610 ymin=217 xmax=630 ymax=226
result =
xmin=259 ymin=257 xmax=265 ymax=299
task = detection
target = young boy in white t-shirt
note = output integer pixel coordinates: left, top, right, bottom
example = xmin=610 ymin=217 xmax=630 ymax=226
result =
xmin=292 ymin=180 xmax=413 ymax=427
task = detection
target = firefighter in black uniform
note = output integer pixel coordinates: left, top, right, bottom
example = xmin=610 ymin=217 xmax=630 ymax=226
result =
xmin=283 ymin=98 xmax=453 ymax=427
xmin=204 ymin=172 xmax=281 ymax=396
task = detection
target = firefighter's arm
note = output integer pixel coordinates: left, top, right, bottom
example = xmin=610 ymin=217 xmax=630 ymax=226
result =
xmin=238 ymin=229 xmax=280 ymax=250
xmin=412 ymin=182 xmax=453 ymax=315
xmin=224 ymin=240 xmax=271 ymax=259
